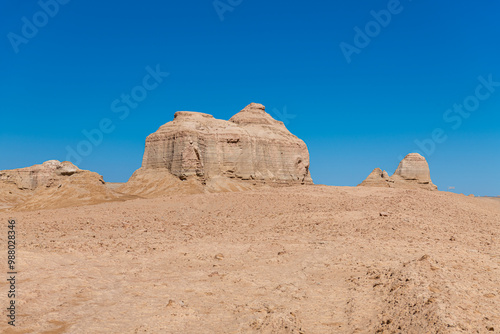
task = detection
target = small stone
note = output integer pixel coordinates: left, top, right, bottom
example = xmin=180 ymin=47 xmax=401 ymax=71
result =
xmin=380 ymin=212 xmax=389 ymax=217
xmin=419 ymin=254 xmax=430 ymax=261
xmin=214 ymin=253 xmax=224 ymax=260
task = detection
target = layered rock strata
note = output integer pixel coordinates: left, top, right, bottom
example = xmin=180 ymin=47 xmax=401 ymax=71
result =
xmin=134 ymin=103 xmax=313 ymax=187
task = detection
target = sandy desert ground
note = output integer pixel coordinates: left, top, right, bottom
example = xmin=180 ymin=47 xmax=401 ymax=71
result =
xmin=1 ymin=185 xmax=499 ymax=333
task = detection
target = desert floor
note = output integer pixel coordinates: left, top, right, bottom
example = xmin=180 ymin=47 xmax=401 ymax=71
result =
xmin=0 ymin=186 xmax=499 ymax=333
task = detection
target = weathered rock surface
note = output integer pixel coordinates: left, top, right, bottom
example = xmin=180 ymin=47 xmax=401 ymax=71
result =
xmin=359 ymin=153 xmax=437 ymax=190
xmin=128 ymin=103 xmax=313 ymax=193
xmin=0 ymin=160 xmax=84 ymax=190
xmin=394 ymin=153 xmax=434 ymax=183
xmin=0 ymin=160 xmax=120 ymax=210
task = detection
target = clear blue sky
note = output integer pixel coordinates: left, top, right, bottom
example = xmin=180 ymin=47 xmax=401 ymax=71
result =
xmin=1 ymin=0 xmax=499 ymax=196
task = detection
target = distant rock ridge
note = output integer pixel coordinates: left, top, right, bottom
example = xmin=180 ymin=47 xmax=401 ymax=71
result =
xmin=358 ymin=153 xmax=437 ymax=190
xmin=127 ymin=103 xmax=313 ymax=194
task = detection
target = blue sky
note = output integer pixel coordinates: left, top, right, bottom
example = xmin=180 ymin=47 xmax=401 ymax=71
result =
xmin=1 ymin=0 xmax=499 ymax=195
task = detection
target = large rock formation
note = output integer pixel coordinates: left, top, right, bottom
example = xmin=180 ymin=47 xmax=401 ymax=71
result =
xmin=358 ymin=153 xmax=437 ymax=190
xmin=0 ymin=160 xmax=119 ymax=210
xmin=125 ymin=103 xmax=312 ymax=194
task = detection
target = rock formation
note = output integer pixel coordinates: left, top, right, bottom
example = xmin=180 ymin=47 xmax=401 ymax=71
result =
xmin=393 ymin=153 xmax=434 ymax=184
xmin=358 ymin=153 xmax=437 ymax=190
xmin=0 ymin=160 xmax=85 ymax=190
xmin=0 ymin=160 xmax=119 ymax=210
xmin=124 ymin=103 xmax=313 ymax=195
xmin=359 ymin=168 xmax=391 ymax=187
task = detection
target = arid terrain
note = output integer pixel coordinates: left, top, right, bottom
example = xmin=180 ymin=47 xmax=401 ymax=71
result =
xmin=1 ymin=105 xmax=498 ymax=333
xmin=1 ymin=185 xmax=499 ymax=333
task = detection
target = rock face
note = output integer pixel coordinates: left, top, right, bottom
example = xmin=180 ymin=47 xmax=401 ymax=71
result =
xmin=135 ymin=103 xmax=313 ymax=187
xmin=358 ymin=153 xmax=437 ymax=190
xmin=393 ymin=153 xmax=433 ymax=183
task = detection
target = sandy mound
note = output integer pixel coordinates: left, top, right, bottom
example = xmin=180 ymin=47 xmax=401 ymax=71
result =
xmin=117 ymin=167 xmax=261 ymax=198
xmin=17 ymin=171 xmax=124 ymax=211
xmin=0 ymin=182 xmax=30 ymax=210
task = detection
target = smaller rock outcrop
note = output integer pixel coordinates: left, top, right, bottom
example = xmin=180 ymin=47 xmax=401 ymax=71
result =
xmin=0 ymin=160 xmax=86 ymax=190
xmin=358 ymin=153 xmax=437 ymax=190
xmin=359 ymin=168 xmax=391 ymax=187
xmin=393 ymin=153 xmax=434 ymax=184
xmin=0 ymin=160 xmax=119 ymax=211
